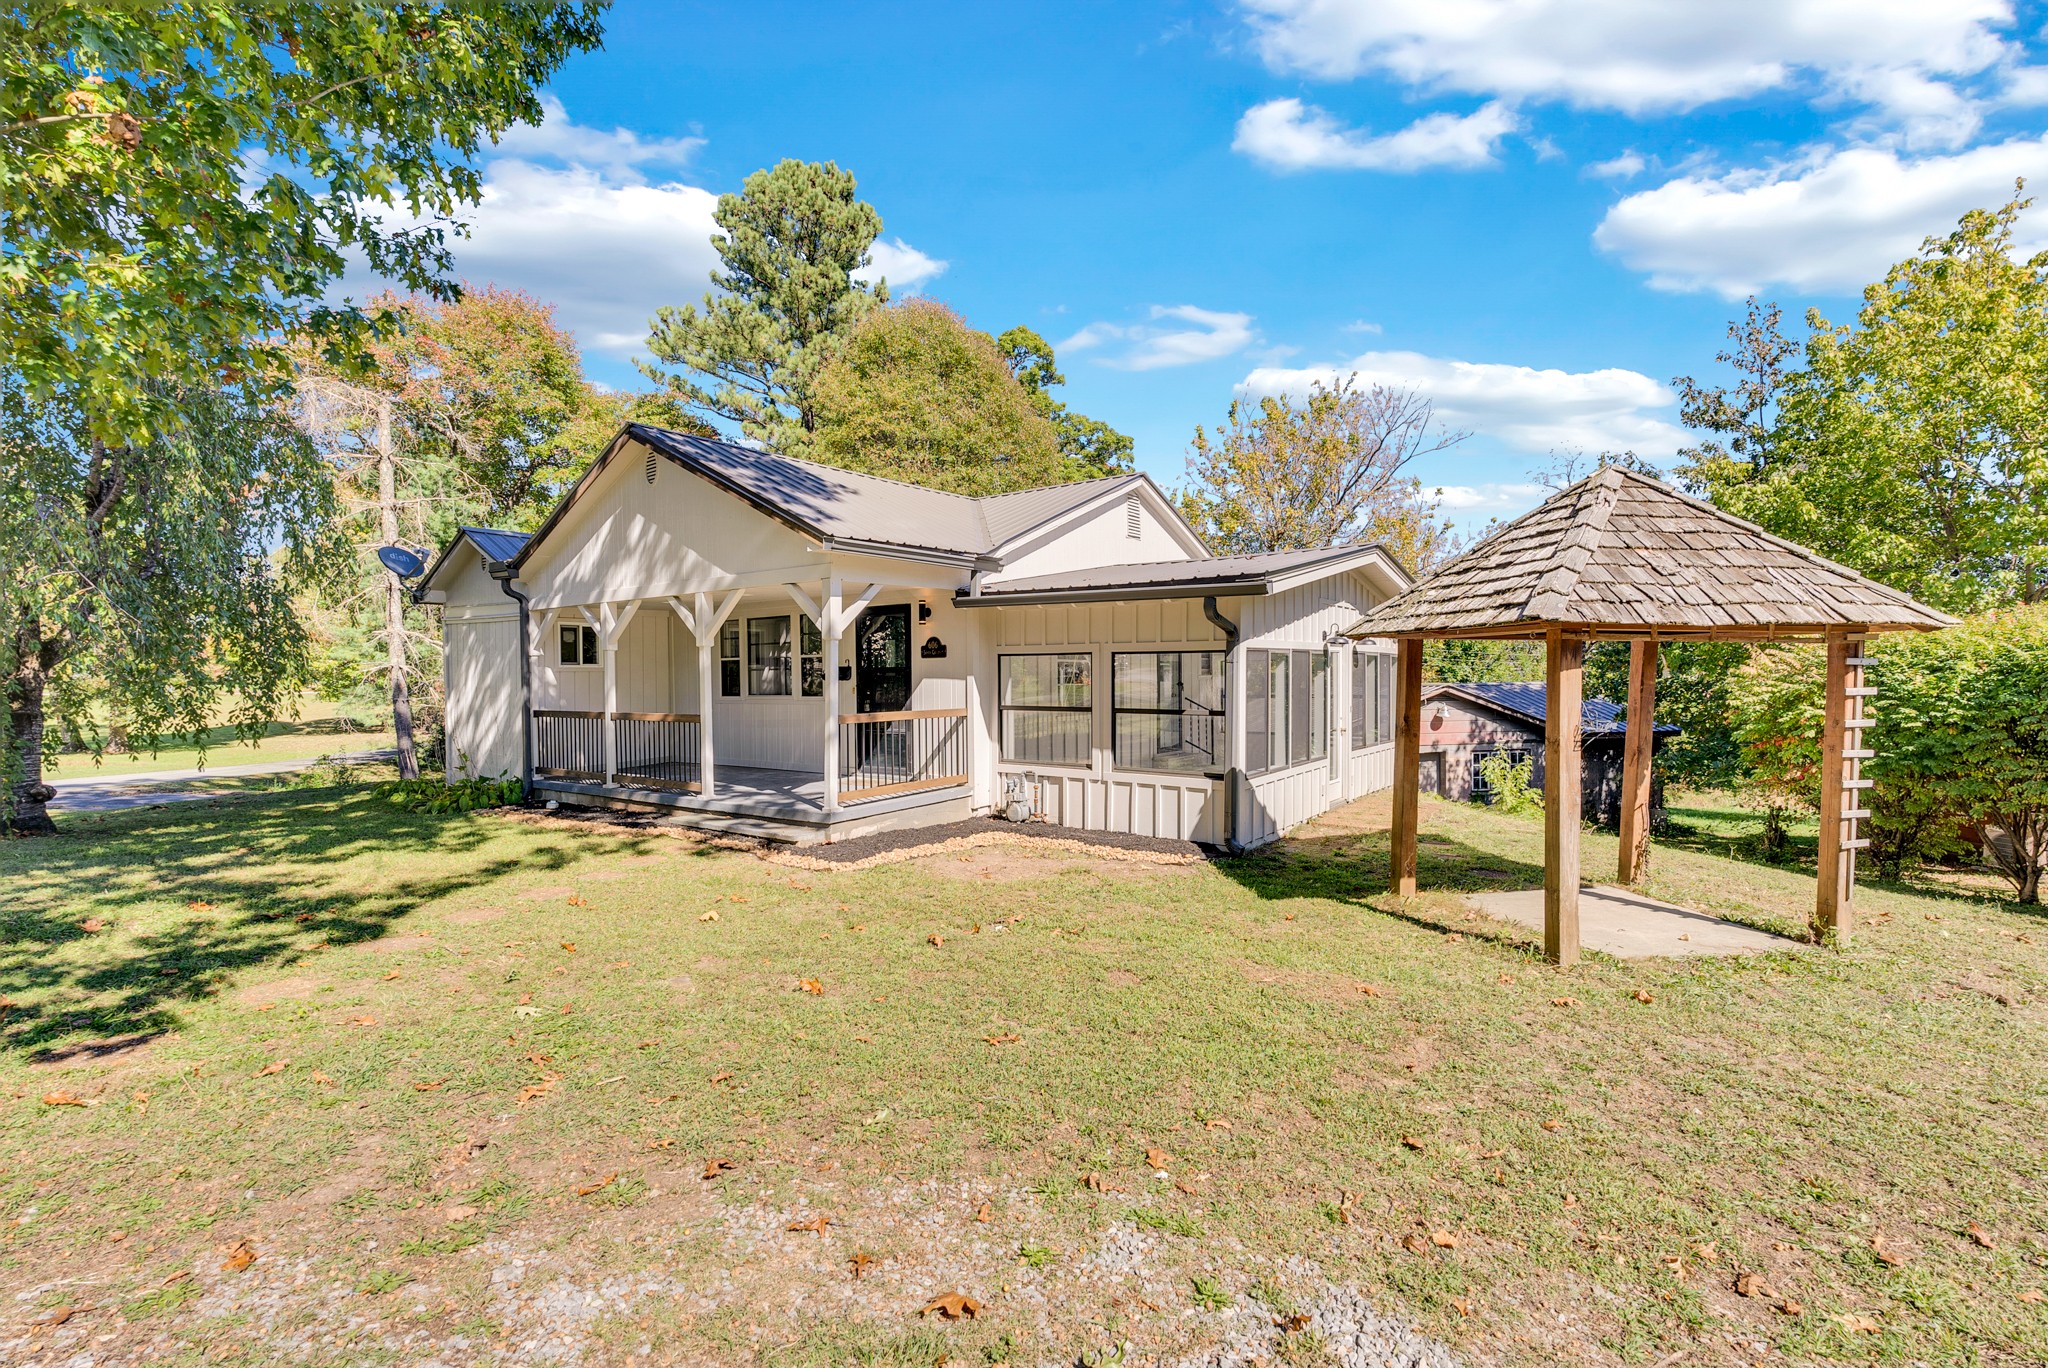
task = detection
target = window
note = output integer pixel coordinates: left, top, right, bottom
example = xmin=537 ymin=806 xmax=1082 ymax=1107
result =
xmin=800 ymin=615 xmax=824 ymax=697
xmin=1352 ymin=647 xmax=1386 ymax=749
xmin=1243 ymin=648 xmax=1330 ymax=776
xmin=999 ymin=653 xmax=1092 ymax=765
xmin=747 ymin=615 xmax=792 ymax=696
xmin=1378 ymin=652 xmax=1393 ymax=745
xmin=1470 ymin=747 xmax=1531 ymax=799
xmin=1112 ymin=651 xmax=1223 ymax=773
xmin=558 ymin=623 xmax=598 ymax=667
xmin=719 ymin=621 xmax=741 ymax=697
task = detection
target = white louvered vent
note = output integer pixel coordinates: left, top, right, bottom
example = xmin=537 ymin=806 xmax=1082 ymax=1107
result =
xmin=1125 ymin=492 xmax=1141 ymax=538
xmin=645 ymin=449 xmax=658 ymax=483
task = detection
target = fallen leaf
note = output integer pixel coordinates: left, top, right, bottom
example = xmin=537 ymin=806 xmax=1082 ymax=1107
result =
xmin=1550 ymin=996 xmax=1578 ymax=1008
xmin=381 ymin=970 xmax=401 ymax=981
xmin=1144 ymin=1147 xmax=1171 ymax=1171
xmin=221 ymin=1239 xmax=256 ymax=1272
xmin=187 ymin=900 xmax=214 ymax=912
xmin=697 ymin=910 xmax=719 ymax=922
xmin=1777 ymin=1298 xmax=1804 ymax=1316
xmin=647 ymin=1137 xmax=675 ymax=1151
xmin=1497 ymin=973 xmax=1515 ymax=984
xmin=1692 ymin=1240 xmax=1720 ymax=1264
xmin=726 ymin=894 xmax=748 ymax=904
xmin=1401 ymin=1135 xmax=1425 ymax=1152
xmin=1735 ymin=1271 xmax=1775 ymax=1298
xmin=312 ymin=1071 xmax=336 ymax=1088
xmin=347 ymin=1015 xmax=376 ymax=1027
xmin=1284 ymin=912 xmax=1296 ymax=921
xmin=1966 ymin=1221 xmax=1995 ymax=1249
xmin=797 ymin=978 xmax=823 ymax=995
xmin=1430 ymin=1229 xmax=1459 ymax=1249
xmin=565 ymin=897 xmax=587 ymax=908
xmin=1633 ymin=990 xmax=1655 ymax=1004
xmin=80 ymin=917 xmax=108 ymax=934
xmin=709 ymin=1070 xmax=734 ymax=1084
xmin=1401 ymin=1232 xmax=1431 ymax=1255
xmin=1205 ymin=1118 xmax=1233 ymax=1131
xmin=2018 ymin=1288 xmax=2045 ymax=1304
xmin=32 ymin=1305 xmax=82 ymax=1327
xmin=927 ymin=933 xmax=945 ymax=947
xmin=1659 ymin=1254 xmax=1687 ymax=1278
xmin=1444 ymin=932 xmax=1462 ymax=943
xmin=560 ymin=941 xmax=577 ymax=952
xmin=575 ymin=1173 xmax=617 ymax=1197
xmin=1540 ymin=1119 xmax=1563 ymax=1131
xmin=1449 ymin=1295 xmax=1472 ymax=1317
xmin=515 ymin=1078 xmax=555 ymax=1105
xmin=1870 ymin=1232 xmax=1907 ymax=1267
xmin=920 ymin=1292 xmax=982 ymax=1320
xmin=985 ymin=1032 xmax=1020 ymax=1046
xmin=160 ymin=1271 xmax=190 ymax=1287
xmin=1354 ymin=983 xmax=1381 ymax=997
xmin=1174 ymin=1180 xmax=1199 ymax=1196
xmin=40 ymin=1090 xmax=90 ymax=1107
xmin=848 ymin=1250 xmax=876 ymax=1279
xmin=786 ymin=1214 xmax=831 ymax=1235
xmin=1839 ymin=1312 xmax=1880 ymax=1334
xmin=702 ymin=1157 xmax=737 ymax=1179
xmin=974 ymin=1202 xmax=993 ymax=1223
xmin=413 ymin=1078 xmax=449 ymax=1093
xmin=254 ymin=1060 xmax=289 ymax=1077
xmin=254 ymin=1003 xmax=276 ymax=1012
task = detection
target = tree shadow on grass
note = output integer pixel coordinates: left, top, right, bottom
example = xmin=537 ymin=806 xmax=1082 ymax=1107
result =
xmin=0 ymin=785 xmax=665 ymax=1056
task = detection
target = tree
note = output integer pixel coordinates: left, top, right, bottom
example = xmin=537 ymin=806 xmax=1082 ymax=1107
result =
xmin=1178 ymin=378 xmax=1465 ymax=569
xmin=1532 ymin=447 xmax=1668 ymax=491
xmin=2 ymin=4 xmax=605 ymax=441
xmin=640 ymin=159 xmax=887 ymax=454
xmin=1671 ymin=298 xmax=1797 ymax=489
xmin=1677 ymin=195 xmax=2048 ymax=611
xmin=1586 ymin=640 xmax=1749 ymax=792
xmin=997 ymin=327 xmax=1135 ymax=480
xmin=810 ymin=300 xmax=1066 ymax=495
xmin=1425 ymin=639 xmax=1543 ymax=683
xmin=2 ymin=386 xmax=338 ymax=834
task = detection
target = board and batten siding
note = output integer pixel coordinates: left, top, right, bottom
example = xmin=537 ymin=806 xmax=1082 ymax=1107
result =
xmin=988 ymin=597 xmax=1226 ymax=844
xmin=443 ymin=606 xmax=523 ymax=781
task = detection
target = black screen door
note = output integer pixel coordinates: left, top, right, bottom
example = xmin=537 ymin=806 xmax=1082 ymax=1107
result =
xmin=855 ymin=604 xmax=912 ymax=713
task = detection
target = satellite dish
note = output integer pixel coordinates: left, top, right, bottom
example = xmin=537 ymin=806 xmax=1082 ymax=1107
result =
xmin=377 ymin=545 xmax=426 ymax=580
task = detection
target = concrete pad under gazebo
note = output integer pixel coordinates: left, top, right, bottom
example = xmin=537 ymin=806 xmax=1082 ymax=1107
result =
xmin=1466 ymin=886 xmax=1806 ymax=959
xmin=1353 ymin=468 xmax=1955 ymax=967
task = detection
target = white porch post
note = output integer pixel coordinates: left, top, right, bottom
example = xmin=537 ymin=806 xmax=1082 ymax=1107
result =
xmin=599 ymin=600 xmax=642 ymax=786
xmin=527 ymin=608 xmax=559 ymax=774
xmin=821 ymin=576 xmax=841 ymax=813
xmin=691 ymin=590 xmax=743 ymax=797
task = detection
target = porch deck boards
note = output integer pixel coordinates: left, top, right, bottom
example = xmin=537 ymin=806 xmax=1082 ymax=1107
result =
xmin=534 ymin=764 xmax=972 ymax=833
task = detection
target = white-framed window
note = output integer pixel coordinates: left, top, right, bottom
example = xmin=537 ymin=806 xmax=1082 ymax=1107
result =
xmin=1111 ymin=651 xmax=1223 ymax=773
xmin=718 ymin=621 xmax=741 ymax=697
xmin=747 ymin=615 xmax=792 ymax=696
xmin=1352 ymin=647 xmax=1392 ymax=749
xmin=1244 ymin=648 xmax=1330 ymax=777
xmin=1470 ymin=747 xmax=1532 ymax=799
xmin=558 ymin=623 xmax=598 ymax=667
xmin=999 ymin=653 xmax=1093 ymax=766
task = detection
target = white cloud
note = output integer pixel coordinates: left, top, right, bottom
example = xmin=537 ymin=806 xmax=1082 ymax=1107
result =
xmin=1064 ymin=305 xmax=1259 ymax=370
xmin=337 ymin=100 xmax=944 ymax=361
xmin=1239 ymin=350 xmax=1685 ymax=455
xmin=1239 ymin=0 xmax=2016 ymax=133
xmin=857 ymin=237 xmax=949 ymax=292
xmin=1431 ymin=482 xmax=1549 ymax=512
xmin=1233 ymin=97 xmax=1518 ymax=171
xmin=1585 ymin=149 xmax=1647 ymax=180
xmin=1341 ymin=319 xmax=1383 ymax=334
xmin=1594 ymin=136 xmax=2048 ymax=297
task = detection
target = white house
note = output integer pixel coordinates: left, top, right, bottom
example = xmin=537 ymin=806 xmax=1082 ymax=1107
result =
xmin=415 ymin=423 xmax=1410 ymax=847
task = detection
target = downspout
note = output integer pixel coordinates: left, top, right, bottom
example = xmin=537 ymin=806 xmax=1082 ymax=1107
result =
xmin=1202 ymin=595 xmax=1244 ymax=854
xmin=489 ymin=561 xmax=535 ymax=800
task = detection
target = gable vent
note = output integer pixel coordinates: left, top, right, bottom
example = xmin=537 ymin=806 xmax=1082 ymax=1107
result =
xmin=645 ymin=449 xmax=659 ymax=484
xmin=1125 ymin=492 xmax=1141 ymax=539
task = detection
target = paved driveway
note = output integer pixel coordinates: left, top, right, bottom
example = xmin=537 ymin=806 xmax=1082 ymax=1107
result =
xmin=45 ymin=750 xmax=397 ymax=813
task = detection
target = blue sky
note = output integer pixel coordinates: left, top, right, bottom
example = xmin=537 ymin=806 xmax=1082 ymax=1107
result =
xmin=368 ymin=1 xmax=2048 ymax=530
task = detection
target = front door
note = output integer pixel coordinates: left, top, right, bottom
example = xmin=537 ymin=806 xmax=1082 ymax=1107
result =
xmin=855 ymin=605 xmax=912 ymax=713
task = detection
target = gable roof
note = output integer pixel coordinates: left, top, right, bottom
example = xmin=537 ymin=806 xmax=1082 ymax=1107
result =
xmin=961 ymin=544 xmax=1407 ymax=606
xmin=414 ymin=525 xmax=531 ymax=598
xmin=1425 ymin=681 xmax=1681 ymax=738
xmin=1368 ymin=467 xmax=1955 ymax=638
xmin=509 ymin=424 xmax=1182 ymax=569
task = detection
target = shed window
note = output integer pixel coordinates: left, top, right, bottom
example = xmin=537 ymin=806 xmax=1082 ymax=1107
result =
xmin=1471 ymin=747 xmax=1532 ymax=800
xmin=1243 ymin=648 xmax=1328 ymax=776
xmin=718 ymin=622 xmax=741 ymax=696
xmin=1112 ymin=652 xmax=1223 ymax=773
xmin=747 ymin=615 xmax=792 ymax=696
xmin=999 ymin=653 xmax=1092 ymax=766
xmin=558 ymin=623 xmax=598 ymax=667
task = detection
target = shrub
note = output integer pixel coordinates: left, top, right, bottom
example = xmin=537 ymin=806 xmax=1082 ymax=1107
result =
xmin=377 ymin=776 xmax=522 ymax=814
xmin=1476 ymin=750 xmax=1542 ymax=817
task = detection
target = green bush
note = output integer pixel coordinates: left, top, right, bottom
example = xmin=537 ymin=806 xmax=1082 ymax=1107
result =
xmin=1476 ymin=750 xmax=1543 ymax=817
xmin=377 ymin=776 xmax=522 ymax=814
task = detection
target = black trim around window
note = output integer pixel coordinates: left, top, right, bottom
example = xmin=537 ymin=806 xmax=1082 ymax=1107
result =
xmin=998 ymin=652 xmax=1093 ymax=766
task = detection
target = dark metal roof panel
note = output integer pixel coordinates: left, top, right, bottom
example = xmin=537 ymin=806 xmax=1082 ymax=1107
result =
xmin=1425 ymin=680 xmax=1681 ymax=736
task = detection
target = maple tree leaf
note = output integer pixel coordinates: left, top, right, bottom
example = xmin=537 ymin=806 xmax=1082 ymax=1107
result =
xmin=797 ymin=978 xmax=823 ymax=995
xmin=848 ymin=1250 xmax=876 ymax=1279
xmin=920 ymin=1292 xmax=982 ymax=1320
xmin=985 ymin=1032 xmax=1020 ymax=1046
xmin=702 ymin=1157 xmax=737 ymax=1179
xmin=254 ymin=1060 xmax=289 ymax=1077
xmin=786 ymin=1214 xmax=831 ymax=1235
xmin=575 ymin=1173 xmax=617 ymax=1196
xmin=221 ymin=1239 xmax=256 ymax=1272
xmin=1144 ymin=1148 xmax=1171 ymax=1171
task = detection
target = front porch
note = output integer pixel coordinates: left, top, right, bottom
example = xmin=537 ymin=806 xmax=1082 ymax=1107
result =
xmin=534 ymin=760 xmax=977 ymax=843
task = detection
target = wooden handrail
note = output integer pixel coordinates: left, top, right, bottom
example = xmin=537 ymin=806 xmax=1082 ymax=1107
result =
xmin=613 ymin=711 xmax=701 ymax=723
xmin=535 ymin=709 xmax=604 ymax=719
xmin=836 ymin=708 xmax=969 ymax=725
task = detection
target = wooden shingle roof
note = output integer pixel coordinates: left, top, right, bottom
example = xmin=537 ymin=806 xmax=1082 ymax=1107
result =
xmin=1367 ymin=468 xmax=1956 ymax=638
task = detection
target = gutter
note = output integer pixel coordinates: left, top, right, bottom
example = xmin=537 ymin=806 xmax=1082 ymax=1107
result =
xmin=488 ymin=560 xmax=535 ymax=800
xmin=1201 ymin=595 xmax=1245 ymax=856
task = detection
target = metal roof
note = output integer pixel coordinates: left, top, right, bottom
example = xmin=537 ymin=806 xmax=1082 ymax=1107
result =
xmin=1424 ymin=681 xmax=1681 ymax=737
xmin=1369 ymin=467 xmax=1955 ymax=638
xmin=621 ymin=424 xmax=1151 ymax=560
xmin=959 ymin=545 xmax=1400 ymax=606
xmin=461 ymin=527 xmax=531 ymax=564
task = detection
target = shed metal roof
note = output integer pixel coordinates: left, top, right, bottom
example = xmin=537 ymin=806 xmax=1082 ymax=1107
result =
xmin=1424 ymin=681 xmax=1681 ymax=737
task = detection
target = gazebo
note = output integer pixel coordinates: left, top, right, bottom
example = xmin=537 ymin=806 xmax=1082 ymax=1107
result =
xmin=1360 ymin=468 xmax=1955 ymax=966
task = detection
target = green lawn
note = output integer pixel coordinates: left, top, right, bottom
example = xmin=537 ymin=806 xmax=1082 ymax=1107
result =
xmin=40 ymin=695 xmax=395 ymax=778
xmin=1 ymin=783 xmax=2042 ymax=1366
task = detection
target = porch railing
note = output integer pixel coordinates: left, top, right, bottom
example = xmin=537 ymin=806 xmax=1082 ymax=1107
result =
xmin=534 ymin=710 xmax=605 ymax=781
xmin=612 ymin=712 xmax=701 ymax=792
xmin=837 ymin=708 xmax=969 ymax=802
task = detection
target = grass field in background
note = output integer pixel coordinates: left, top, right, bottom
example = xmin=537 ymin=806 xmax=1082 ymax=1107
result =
xmin=0 ymin=783 xmax=2042 ymax=1365
xmin=40 ymin=694 xmax=395 ymax=778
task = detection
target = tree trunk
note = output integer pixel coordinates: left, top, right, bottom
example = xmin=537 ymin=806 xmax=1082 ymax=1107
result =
xmin=377 ymin=397 xmax=420 ymax=781
xmin=6 ymin=624 xmax=59 ymax=836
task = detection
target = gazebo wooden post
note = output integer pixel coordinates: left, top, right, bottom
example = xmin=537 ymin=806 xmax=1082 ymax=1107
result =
xmin=1389 ymin=636 xmax=1423 ymax=898
xmin=1616 ymin=638 xmax=1659 ymax=884
xmin=1543 ymin=628 xmax=1584 ymax=966
xmin=1814 ymin=628 xmax=1871 ymax=943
